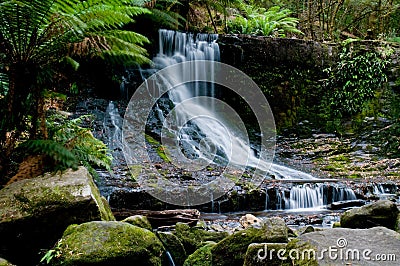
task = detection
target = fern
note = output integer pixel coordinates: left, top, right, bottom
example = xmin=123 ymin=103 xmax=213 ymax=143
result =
xmin=18 ymin=114 xmax=112 ymax=177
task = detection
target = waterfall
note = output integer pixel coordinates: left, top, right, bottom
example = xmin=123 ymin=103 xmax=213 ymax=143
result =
xmin=146 ymin=29 xmax=318 ymax=180
xmin=265 ymin=183 xmax=358 ymax=210
xmin=122 ymin=29 xmax=324 ymax=206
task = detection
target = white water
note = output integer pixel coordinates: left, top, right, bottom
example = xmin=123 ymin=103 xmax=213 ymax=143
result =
xmin=152 ymin=29 xmax=317 ymax=181
xmin=266 ymin=183 xmax=357 ymax=210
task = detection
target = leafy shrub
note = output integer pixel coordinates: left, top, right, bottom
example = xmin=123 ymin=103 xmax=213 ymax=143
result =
xmin=19 ymin=114 xmax=112 ymax=177
xmin=323 ymin=45 xmax=389 ymax=117
xmin=227 ymin=5 xmax=302 ymax=37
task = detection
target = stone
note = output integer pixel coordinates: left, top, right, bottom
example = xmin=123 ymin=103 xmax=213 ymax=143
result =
xmin=239 ymin=214 xmax=263 ymax=229
xmin=299 ymin=226 xmax=400 ymax=265
xmin=397 ymin=213 xmax=400 ymax=233
xmin=244 ymin=243 xmax=288 ymax=266
xmin=0 ymin=258 xmax=15 ymax=266
xmin=0 ymin=167 xmax=114 ymax=265
xmin=211 ymin=217 xmax=288 ymax=266
xmin=122 ymin=215 xmax=152 ymax=231
xmin=174 ymin=222 xmax=228 ymax=255
xmin=49 ymin=221 xmax=165 ymax=266
xmin=157 ymin=231 xmax=187 ymax=266
xmin=183 ymin=242 xmax=215 ymax=266
xmin=340 ymin=200 xmax=399 ymax=230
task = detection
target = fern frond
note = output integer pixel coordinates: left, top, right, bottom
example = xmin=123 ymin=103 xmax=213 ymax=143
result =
xmin=19 ymin=140 xmax=79 ymax=170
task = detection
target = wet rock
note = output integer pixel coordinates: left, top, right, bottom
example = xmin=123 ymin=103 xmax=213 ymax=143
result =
xmin=0 ymin=167 xmax=114 ymax=265
xmin=49 ymin=221 xmax=165 ymax=266
xmin=122 ymin=215 xmax=152 ymax=231
xmin=243 ymin=241 xmax=318 ymax=266
xmin=327 ymin=199 xmax=366 ymax=210
xmin=341 ymin=200 xmax=399 ymax=230
xmin=299 ymin=227 xmax=400 ymax=265
xmin=239 ymin=214 xmax=263 ymax=229
xmin=244 ymin=243 xmax=288 ymax=266
xmin=174 ymin=222 xmax=228 ymax=255
xmin=301 ymin=225 xmax=315 ymax=235
xmin=183 ymin=242 xmax=215 ymax=266
xmin=211 ymin=217 xmax=288 ymax=266
xmin=157 ymin=232 xmax=187 ymax=266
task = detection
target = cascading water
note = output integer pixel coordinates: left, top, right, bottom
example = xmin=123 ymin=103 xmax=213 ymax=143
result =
xmin=148 ymin=29 xmax=318 ymax=181
xmin=264 ymin=183 xmax=357 ymax=210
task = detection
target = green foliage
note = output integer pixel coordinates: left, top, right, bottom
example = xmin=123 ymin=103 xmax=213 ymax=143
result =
xmin=0 ymin=0 xmax=151 ymax=158
xmin=40 ymin=240 xmax=63 ymax=264
xmin=323 ymin=46 xmax=389 ymax=117
xmin=227 ymin=5 xmax=303 ymax=37
xmin=19 ymin=114 xmax=112 ymax=177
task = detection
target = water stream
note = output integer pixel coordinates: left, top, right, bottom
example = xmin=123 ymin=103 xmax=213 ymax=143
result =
xmin=116 ymin=29 xmax=362 ymax=210
xmin=109 ymin=29 xmax=398 ymax=210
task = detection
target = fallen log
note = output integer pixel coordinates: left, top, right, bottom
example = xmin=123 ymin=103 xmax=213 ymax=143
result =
xmin=112 ymin=208 xmax=200 ymax=228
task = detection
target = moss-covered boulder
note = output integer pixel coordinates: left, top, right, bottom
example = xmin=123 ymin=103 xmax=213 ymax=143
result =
xmin=157 ymin=231 xmax=187 ymax=266
xmin=211 ymin=217 xmax=288 ymax=266
xmin=49 ymin=221 xmax=165 ymax=266
xmin=0 ymin=167 xmax=114 ymax=265
xmin=0 ymin=258 xmax=15 ymax=266
xmin=122 ymin=215 xmax=152 ymax=231
xmin=340 ymin=200 xmax=399 ymax=230
xmin=174 ymin=222 xmax=228 ymax=255
xmin=183 ymin=242 xmax=216 ymax=266
xmin=243 ymin=240 xmax=318 ymax=266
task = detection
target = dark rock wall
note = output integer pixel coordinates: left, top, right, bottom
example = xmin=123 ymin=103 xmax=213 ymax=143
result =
xmin=218 ymin=35 xmax=400 ymax=130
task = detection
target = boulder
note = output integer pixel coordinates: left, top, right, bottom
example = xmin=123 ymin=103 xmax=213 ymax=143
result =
xmin=0 ymin=167 xmax=114 ymax=265
xmin=239 ymin=214 xmax=263 ymax=229
xmin=340 ymin=200 xmax=399 ymax=230
xmin=243 ymin=241 xmax=318 ymax=266
xmin=174 ymin=222 xmax=228 ymax=255
xmin=183 ymin=242 xmax=216 ymax=266
xmin=49 ymin=221 xmax=165 ymax=266
xmin=157 ymin=231 xmax=187 ymax=266
xmin=299 ymin=226 xmax=400 ymax=265
xmin=211 ymin=217 xmax=288 ymax=266
xmin=122 ymin=215 xmax=152 ymax=231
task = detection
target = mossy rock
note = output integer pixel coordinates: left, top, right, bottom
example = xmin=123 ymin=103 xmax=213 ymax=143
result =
xmin=157 ymin=232 xmax=187 ymax=266
xmin=244 ymin=243 xmax=288 ymax=266
xmin=0 ymin=258 xmax=15 ymax=266
xmin=211 ymin=217 xmax=288 ymax=266
xmin=341 ymin=200 xmax=399 ymax=230
xmin=183 ymin=242 xmax=215 ymax=266
xmin=397 ymin=213 xmax=400 ymax=233
xmin=174 ymin=222 xmax=228 ymax=255
xmin=0 ymin=167 xmax=114 ymax=265
xmin=122 ymin=215 xmax=152 ymax=231
xmin=50 ymin=221 xmax=164 ymax=266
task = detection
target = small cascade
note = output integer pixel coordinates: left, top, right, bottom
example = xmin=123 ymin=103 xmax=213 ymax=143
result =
xmin=265 ymin=183 xmax=358 ymax=210
xmin=288 ymin=184 xmax=324 ymax=209
xmin=104 ymin=101 xmax=123 ymax=152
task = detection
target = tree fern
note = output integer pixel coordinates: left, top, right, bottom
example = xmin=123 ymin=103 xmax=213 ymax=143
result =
xmin=0 ymin=0 xmax=151 ymax=164
xmin=19 ymin=113 xmax=112 ymax=177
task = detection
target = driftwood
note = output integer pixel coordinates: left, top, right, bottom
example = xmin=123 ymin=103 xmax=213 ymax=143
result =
xmin=112 ymin=208 xmax=200 ymax=228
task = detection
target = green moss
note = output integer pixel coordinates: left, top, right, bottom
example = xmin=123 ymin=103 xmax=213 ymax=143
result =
xmin=211 ymin=218 xmax=288 ymax=266
xmin=183 ymin=242 xmax=215 ymax=266
xmin=122 ymin=215 xmax=152 ymax=230
xmin=53 ymin=221 xmax=165 ymax=266
xmin=158 ymin=232 xmax=187 ymax=266
xmin=174 ymin=223 xmax=228 ymax=255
